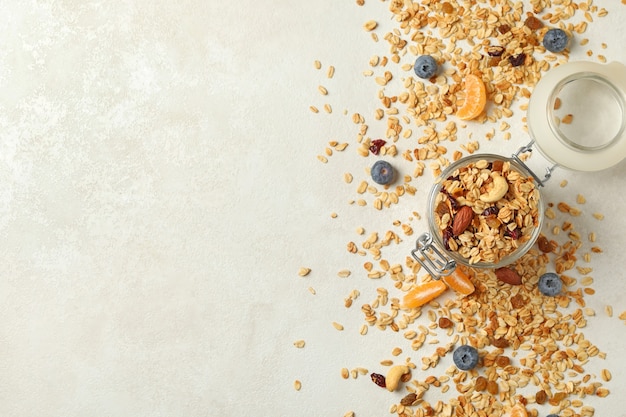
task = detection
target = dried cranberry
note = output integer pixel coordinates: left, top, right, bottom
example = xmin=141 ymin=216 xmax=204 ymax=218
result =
xmin=508 ymin=53 xmax=526 ymax=67
xmin=481 ymin=206 xmax=499 ymax=216
xmin=498 ymin=24 xmax=511 ymax=34
xmin=442 ymin=226 xmax=454 ymax=250
xmin=505 ymin=228 xmax=522 ymax=240
xmin=441 ymin=189 xmax=460 ymax=210
xmin=487 ymin=46 xmax=505 ymax=57
xmin=369 ymin=139 xmax=386 ymax=155
xmin=370 ymin=373 xmax=386 ymax=388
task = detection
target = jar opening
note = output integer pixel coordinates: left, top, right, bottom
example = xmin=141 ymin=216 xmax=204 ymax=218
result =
xmin=548 ymin=74 xmax=626 ymax=152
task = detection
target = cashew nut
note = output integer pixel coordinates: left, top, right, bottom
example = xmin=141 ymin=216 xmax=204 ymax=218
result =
xmin=385 ymin=365 xmax=409 ymax=392
xmin=479 ymin=172 xmax=508 ymax=203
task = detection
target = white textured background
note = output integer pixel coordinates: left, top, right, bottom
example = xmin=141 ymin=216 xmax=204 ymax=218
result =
xmin=1 ymin=1 xmax=625 ymax=416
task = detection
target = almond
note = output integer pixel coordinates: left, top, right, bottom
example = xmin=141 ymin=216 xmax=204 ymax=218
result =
xmin=495 ymin=267 xmax=522 ymax=285
xmin=452 ymin=206 xmax=473 ymax=236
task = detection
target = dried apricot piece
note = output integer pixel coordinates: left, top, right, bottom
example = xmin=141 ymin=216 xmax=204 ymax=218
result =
xmin=442 ymin=269 xmax=475 ymax=295
xmin=456 ymin=74 xmax=487 ymax=120
xmin=402 ymin=280 xmax=447 ymax=308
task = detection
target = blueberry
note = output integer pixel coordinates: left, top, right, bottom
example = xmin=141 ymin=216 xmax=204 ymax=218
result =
xmin=538 ymin=272 xmax=562 ymax=296
xmin=371 ymin=160 xmax=394 ymax=185
xmin=413 ymin=55 xmax=438 ymax=79
xmin=546 ymin=414 xmax=559 ymax=417
xmin=453 ymin=345 xmax=479 ymax=371
xmin=543 ymin=28 xmax=569 ymax=53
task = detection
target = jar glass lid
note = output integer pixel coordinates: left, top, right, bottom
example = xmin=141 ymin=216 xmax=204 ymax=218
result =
xmin=527 ymin=61 xmax=626 ymax=171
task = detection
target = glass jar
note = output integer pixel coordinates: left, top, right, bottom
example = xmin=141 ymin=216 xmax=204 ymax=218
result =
xmin=413 ymin=60 xmax=626 ymax=279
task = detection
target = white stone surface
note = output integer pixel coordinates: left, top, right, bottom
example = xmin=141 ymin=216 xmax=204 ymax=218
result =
xmin=1 ymin=1 xmax=625 ymax=416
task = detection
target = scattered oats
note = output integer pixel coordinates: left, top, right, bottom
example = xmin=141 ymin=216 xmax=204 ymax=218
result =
xmin=298 ymin=267 xmax=311 ymax=277
xmin=338 ymin=269 xmax=351 ymax=278
xmin=392 ymin=347 xmax=402 ymax=356
xmin=580 ymin=38 xmax=589 ymax=46
xmin=344 ymin=173 xmax=353 ymax=184
xmin=360 ymin=324 xmax=368 ymax=335
xmin=294 ymin=380 xmax=302 ymax=391
xmin=592 ymin=212 xmax=605 ymax=220
xmin=356 ymin=226 xmax=365 ymax=235
xmin=331 ymin=212 xmax=338 ymax=218
xmin=619 ymin=311 xmax=626 ymax=320
xmin=561 ymin=114 xmax=573 ymax=124
xmin=344 ymin=412 xmax=355 ymax=417
xmin=363 ymin=20 xmax=378 ymax=31
xmin=380 ymin=359 xmax=393 ymax=366
xmin=605 ymin=305 xmax=613 ymax=317
xmin=318 ymin=85 xmax=328 ymax=95
xmin=341 ymin=368 xmax=350 ymax=379
xmin=598 ymin=55 xmax=607 ymax=63
xmin=335 ymin=142 xmax=348 ymax=151
xmin=332 ymin=322 xmax=344 ymax=331
xmin=560 ymin=180 xmax=568 ymax=187
xmin=324 ymin=103 xmax=332 ymax=113
xmin=314 ymin=60 xmax=321 ymax=70
xmin=576 ymin=194 xmax=586 ymax=204
xmin=308 ymin=287 xmax=316 ymax=295
xmin=327 ymin=65 xmax=335 ymax=78
xmin=294 ymin=340 xmax=306 ymax=348
xmin=317 ymin=155 xmax=328 ymax=163
xmin=309 ymin=105 xmax=319 ymax=113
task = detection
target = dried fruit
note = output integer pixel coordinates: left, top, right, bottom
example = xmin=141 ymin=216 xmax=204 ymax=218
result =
xmin=481 ymin=206 xmax=499 ymax=216
xmin=524 ymin=15 xmax=544 ymax=30
xmin=535 ymin=390 xmax=548 ymax=404
xmin=456 ymin=74 xmax=487 ymax=120
xmin=438 ymin=317 xmax=453 ymax=328
xmin=505 ymin=227 xmax=522 ymax=240
xmin=400 ymin=393 xmax=418 ymax=406
xmin=510 ymin=293 xmax=527 ymax=309
xmin=452 ymin=206 xmax=474 ymax=236
xmin=370 ymin=373 xmax=386 ymax=388
xmin=508 ymin=53 xmax=526 ymax=67
xmin=402 ymin=280 xmax=447 ymax=308
xmin=491 ymin=337 xmax=510 ymax=348
xmin=495 ymin=267 xmax=523 ymax=285
xmin=487 ymin=46 xmax=505 ymax=57
xmin=475 ymin=376 xmax=488 ymax=391
xmin=369 ymin=139 xmax=386 ymax=155
xmin=537 ymin=235 xmax=554 ymax=252
xmin=495 ymin=355 xmax=510 ymax=367
xmin=486 ymin=380 xmax=499 ymax=395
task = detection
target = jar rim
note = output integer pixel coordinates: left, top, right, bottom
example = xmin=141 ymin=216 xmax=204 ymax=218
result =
xmin=427 ymin=154 xmax=545 ymax=269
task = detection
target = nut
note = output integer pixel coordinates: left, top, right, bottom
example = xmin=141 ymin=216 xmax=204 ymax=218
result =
xmin=479 ymin=172 xmax=508 ymax=203
xmin=452 ymin=206 xmax=474 ymax=236
xmin=385 ymin=364 xmax=409 ymax=392
xmin=495 ymin=267 xmax=522 ymax=285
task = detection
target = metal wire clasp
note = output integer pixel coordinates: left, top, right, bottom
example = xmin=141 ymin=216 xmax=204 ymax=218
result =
xmin=411 ymin=233 xmax=456 ymax=279
xmin=511 ymin=140 xmax=557 ymax=187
